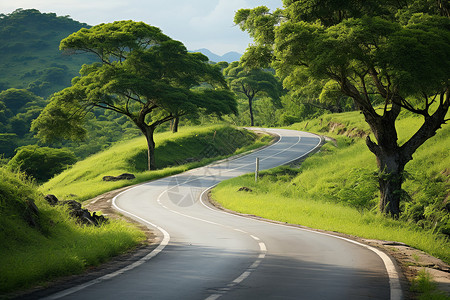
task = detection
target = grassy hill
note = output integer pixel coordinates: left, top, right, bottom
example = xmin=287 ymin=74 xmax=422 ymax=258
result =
xmin=1 ymin=125 xmax=270 ymax=294
xmin=212 ymin=111 xmax=450 ymax=263
xmin=0 ymin=166 xmax=145 ymax=295
xmin=0 ymin=9 xmax=96 ymax=97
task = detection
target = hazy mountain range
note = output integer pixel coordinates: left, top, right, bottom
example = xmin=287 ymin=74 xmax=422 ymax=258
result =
xmin=192 ymin=48 xmax=242 ymax=63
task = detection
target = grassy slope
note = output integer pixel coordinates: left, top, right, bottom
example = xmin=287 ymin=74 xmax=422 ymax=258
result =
xmin=1 ymin=125 xmax=270 ymax=294
xmin=41 ymin=125 xmax=270 ymax=201
xmin=0 ymin=168 xmax=145 ymax=294
xmin=212 ymin=111 xmax=450 ymax=263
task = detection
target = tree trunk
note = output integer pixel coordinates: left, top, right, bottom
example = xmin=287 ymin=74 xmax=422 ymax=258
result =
xmin=373 ymin=149 xmax=406 ymax=218
xmin=172 ymin=117 xmax=179 ymax=133
xmin=363 ymin=107 xmax=407 ymax=218
xmin=144 ymin=127 xmax=156 ymax=171
xmin=248 ymin=97 xmax=254 ymax=126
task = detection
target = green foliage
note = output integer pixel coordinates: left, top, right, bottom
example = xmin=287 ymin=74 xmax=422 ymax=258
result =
xmin=410 ymin=269 xmax=449 ymax=300
xmin=0 ymin=88 xmax=41 ymax=114
xmin=0 ymin=89 xmax=49 ymax=155
xmin=0 ymin=133 xmax=17 ymax=157
xmin=223 ymin=61 xmax=283 ymax=126
xmin=33 ymin=20 xmax=237 ymax=170
xmin=0 ymin=166 xmax=145 ymax=293
xmin=0 ymin=9 xmax=96 ymax=97
xmin=8 ymin=145 xmax=77 ymax=182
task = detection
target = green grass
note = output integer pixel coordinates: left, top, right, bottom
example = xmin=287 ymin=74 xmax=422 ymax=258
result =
xmin=212 ymin=173 xmax=449 ymax=263
xmin=0 ymin=167 xmax=146 ymax=294
xmin=41 ymin=125 xmax=270 ymax=201
xmin=411 ymin=269 xmax=450 ymax=300
xmin=212 ymin=111 xmax=450 ymax=263
xmin=1 ymin=125 xmax=272 ymax=295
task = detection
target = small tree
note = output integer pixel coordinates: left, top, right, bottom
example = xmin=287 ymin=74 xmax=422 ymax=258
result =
xmin=32 ymin=21 xmax=237 ymax=170
xmin=235 ymin=1 xmax=450 ymax=217
xmin=223 ymin=61 xmax=282 ymax=126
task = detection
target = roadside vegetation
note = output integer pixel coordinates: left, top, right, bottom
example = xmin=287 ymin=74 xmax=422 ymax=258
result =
xmin=0 ymin=125 xmax=271 ymax=295
xmin=212 ymin=111 xmax=450 ymax=264
xmin=41 ymin=125 xmax=270 ymax=201
xmin=0 ymin=167 xmax=145 ymax=294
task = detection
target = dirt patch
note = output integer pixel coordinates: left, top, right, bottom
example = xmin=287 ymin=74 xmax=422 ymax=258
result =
xmin=327 ymin=122 xmax=369 ymax=139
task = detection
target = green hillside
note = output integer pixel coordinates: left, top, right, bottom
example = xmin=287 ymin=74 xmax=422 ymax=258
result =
xmin=212 ymin=111 xmax=450 ymax=263
xmin=0 ymin=9 xmax=96 ymax=97
xmin=0 ymin=166 xmax=145 ymax=294
xmin=40 ymin=125 xmax=270 ymax=201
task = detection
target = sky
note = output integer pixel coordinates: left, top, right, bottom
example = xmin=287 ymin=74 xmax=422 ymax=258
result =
xmin=0 ymin=0 xmax=283 ymax=56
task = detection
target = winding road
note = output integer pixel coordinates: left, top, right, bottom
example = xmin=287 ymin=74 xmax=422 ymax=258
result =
xmin=44 ymin=128 xmax=403 ymax=300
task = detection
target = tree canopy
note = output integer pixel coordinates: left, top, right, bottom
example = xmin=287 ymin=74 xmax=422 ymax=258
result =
xmin=235 ymin=0 xmax=450 ymax=217
xmin=223 ymin=62 xmax=283 ymax=126
xmin=32 ymin=21 xmax=237 ymax=170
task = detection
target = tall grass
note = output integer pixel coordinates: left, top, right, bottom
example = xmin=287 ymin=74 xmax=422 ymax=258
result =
xmin=212 ymin=174 xmax=449 ymax=262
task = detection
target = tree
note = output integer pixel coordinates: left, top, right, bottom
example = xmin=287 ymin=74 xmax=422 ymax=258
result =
xmin=235 ymin=1 xmax=450 ymax=217
xmin=32 ymin=21 xmax=237 ymax=170
xmin=223 ymin=61 xmax=283 ymax=126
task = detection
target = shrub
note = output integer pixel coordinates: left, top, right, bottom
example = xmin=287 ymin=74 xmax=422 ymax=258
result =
xmin=8 ymin=145 xmax=76 ymax=182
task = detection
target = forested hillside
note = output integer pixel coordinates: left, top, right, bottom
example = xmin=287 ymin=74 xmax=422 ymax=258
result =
xmin=0 ymin=9 xmax=96 ymax=97
xmin=0 ymin=9 xmax=142 ymax=161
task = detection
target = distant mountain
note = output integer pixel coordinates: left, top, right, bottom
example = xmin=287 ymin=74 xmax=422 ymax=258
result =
xmin=192 ymin=48 xmax=242 ymax=63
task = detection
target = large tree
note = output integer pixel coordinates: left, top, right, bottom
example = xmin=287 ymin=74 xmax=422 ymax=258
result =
xmin=223 ymin=61 xmax=283 ymax=126
xmin=235 ymin=1 xmax=450 ymax=217
xmin=32 ymin=21 xmax=237 ymax=170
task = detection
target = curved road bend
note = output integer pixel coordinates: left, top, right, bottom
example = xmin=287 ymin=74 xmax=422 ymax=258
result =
xmin=45 ymin=128 xmax=402 ymax=300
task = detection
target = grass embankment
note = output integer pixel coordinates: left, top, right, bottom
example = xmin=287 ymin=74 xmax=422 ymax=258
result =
xmin=41 ymin=125 xmax=271 ymax=201
xmin=212 ymin=112 xmax=450 ymax=263
xmin=0 ymin=167 xmax=145 ymax=294
xmin=1 ymin=125 xmax=271 ymax=295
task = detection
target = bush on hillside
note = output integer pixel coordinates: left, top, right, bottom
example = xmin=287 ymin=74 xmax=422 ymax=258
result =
xmin=8 ymin=145 xmax=76 ymax=182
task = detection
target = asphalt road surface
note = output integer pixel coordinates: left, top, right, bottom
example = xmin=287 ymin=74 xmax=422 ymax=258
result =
xmin=45 ymin=128 xmax=402 ymax=300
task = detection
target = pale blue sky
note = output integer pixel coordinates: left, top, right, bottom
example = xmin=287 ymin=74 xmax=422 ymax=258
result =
xmin=1 ymin=0 xmax=283 ymax=55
